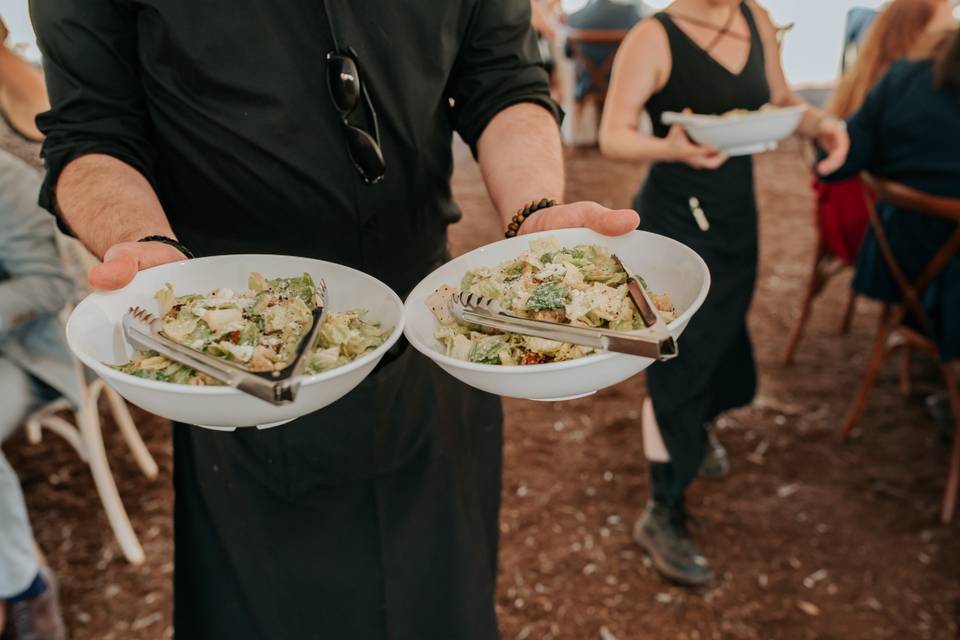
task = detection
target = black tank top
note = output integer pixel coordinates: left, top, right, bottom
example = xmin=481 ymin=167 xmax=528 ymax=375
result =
xmin=647 ymin=2 xmax=771 ymax=138
xmin=637 ymin=2 xmax=771 ymax=252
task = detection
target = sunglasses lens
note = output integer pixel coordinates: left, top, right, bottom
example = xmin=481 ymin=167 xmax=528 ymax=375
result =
xmin=327 ymin=55 xmax=360 ymax=114
xmin=344 ymin=125 xmax=385 ymax=183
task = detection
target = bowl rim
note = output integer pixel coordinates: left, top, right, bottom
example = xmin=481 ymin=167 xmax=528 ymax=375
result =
xmin=66 ymin=254 xmax=406 ymax=396
xmin=681 ymin=104 xmax=807 ymax=130
xmin=403 ymin=229 xmax=711 ymax=375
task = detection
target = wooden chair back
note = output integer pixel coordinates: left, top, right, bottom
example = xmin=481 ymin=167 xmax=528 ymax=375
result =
xmin=565 ymin=28 xmax=630 ymax=104
xmin=861 ymin=173 xmax=960 ymax=338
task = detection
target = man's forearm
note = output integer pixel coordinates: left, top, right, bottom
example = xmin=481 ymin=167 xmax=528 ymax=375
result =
xmin=476 ymin=103 xmax=564 ymax=227
xmin=56 ymin=154 xmax=175 ymax=259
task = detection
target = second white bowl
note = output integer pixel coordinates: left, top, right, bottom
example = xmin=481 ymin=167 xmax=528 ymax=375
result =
xmin=404 ymin=229 xmax=711 ymax=401
xmin=663 ymin=105 xmax=806 ymax=156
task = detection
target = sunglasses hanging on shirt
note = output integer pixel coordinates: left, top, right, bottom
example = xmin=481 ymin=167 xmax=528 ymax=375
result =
xmin=322 ymin=1 xmax=386 ymax=184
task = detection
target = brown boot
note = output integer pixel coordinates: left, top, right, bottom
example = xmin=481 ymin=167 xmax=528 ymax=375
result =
xmin=3 ymin=570 xmax=67 ymax=640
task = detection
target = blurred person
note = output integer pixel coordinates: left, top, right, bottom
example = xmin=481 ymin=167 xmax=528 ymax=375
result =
xmin=567 ymin=0 xmax=644 ymax=103
xmin=817 ymin=0 xmax=957 ymax=266
xmin=30 ymin=0 xmax=640 ymax=637
xmin=841 ymin=7 xmax=880 ymax=72
xmin=532 ymin=0 xmax=564 ymax=90
xmin=0 ymin=149 xmax=75 ymax=640
xmin=599 ymin=0 xmax=849 ymax=586
xmin=821 ymin=30 xmax=960 ymax=383
xmin=0 ymin=16 xmax=47 ymax=142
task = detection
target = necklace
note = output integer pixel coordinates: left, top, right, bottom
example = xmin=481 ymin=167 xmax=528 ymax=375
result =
xmin=667 ymin=7 xmax=750 ymax=52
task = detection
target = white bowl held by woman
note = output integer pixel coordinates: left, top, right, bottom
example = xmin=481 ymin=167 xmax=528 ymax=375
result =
xmin=662 ymin=105 xmax=806 ymax=156
xmin=404 ymin=229 xmax=710 ymax=401
xmin=66 ymin=255 xmax=405 ymax=430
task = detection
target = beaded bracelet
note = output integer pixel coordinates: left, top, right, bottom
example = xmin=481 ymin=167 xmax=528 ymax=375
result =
xmin=138 ymin=235 xmax=195 ymax=259
xmin=504 ymin=198 xmax=559 ymax=238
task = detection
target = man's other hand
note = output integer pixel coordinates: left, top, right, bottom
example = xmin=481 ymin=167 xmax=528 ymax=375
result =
xmin=517 ymin=201 xmax=640 ymax=236
xmin=88 ymin=241 xmax=187 ymax=290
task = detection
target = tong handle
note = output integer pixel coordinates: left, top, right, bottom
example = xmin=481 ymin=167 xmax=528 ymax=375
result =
xmin=456 ymin=307 xmax=675 ymax=360
xmin=626 ymin=277 xmax=658 ymax=327
xmin=123 ymin=320 xmax=293 ymax=404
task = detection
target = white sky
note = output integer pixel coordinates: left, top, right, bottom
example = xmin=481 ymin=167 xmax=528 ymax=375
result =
xmin=740 ymin=0 xmax=889 ymax=85
xmin=1 ymin=0 xmax=41 ymax=62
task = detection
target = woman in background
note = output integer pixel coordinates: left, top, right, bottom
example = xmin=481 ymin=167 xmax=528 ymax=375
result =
xmin=816 ymin=0 xmax=957 ymax=265
xmin=599 ymin=0 xmax=848 ymax=586
xmin=822 ymin=30 xmax=960 ymax=379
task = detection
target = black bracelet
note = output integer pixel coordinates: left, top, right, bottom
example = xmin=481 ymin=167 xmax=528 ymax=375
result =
xmin=504 ymin=198 xmax=559 ymax=238
xmin=138 ymin=235 xmax=195 ymax=259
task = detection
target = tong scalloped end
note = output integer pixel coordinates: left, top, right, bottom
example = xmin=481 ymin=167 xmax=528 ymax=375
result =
xmin=129 ymin=306 xmax=158 ymax=325
xmin=120 ymin=277 xmax=328 ymax=406
xmin=457 ymin=291 xmax=500 ymax=314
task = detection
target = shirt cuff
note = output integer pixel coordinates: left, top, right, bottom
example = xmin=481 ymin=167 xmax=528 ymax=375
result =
xmin=460 ymin=94 xmax=564 ymax=159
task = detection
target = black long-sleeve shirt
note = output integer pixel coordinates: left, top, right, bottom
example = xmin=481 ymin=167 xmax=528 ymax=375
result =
xmin=30 ymin=0 xmax=561 ymax=295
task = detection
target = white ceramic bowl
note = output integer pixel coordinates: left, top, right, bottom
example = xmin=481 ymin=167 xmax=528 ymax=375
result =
xmin=662 ymin=105 xmax=806 ymax=156
xmin=404 ymin=229 xmax=710 ymax=401
xmin=66 ymin=255 xmax=404 ymax=430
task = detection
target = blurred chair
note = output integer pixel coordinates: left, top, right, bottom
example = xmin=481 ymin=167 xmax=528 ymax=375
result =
xmin=24 ymin=307 xmax=158 ymax=564
xmin=781 ymin=231 xmax=859 ymax=367
xmin=561 ymin=0 xmax=642 ymax=146
xmin=782 ymin=145 xmax=863 ymax=366
xmin=25 ymin=235 xmax=157 ymax=564
xmin=563 ymin=27 xmax=632 ymax=146
xmin=839 ymin=174 xmax=960 ymax=524
xmin=565 ymin=27 xmax=631 ymax=106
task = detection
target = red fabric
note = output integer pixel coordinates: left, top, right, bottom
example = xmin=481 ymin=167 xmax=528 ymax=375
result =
xmin=813 ymin=176 xmax=873 ymax=265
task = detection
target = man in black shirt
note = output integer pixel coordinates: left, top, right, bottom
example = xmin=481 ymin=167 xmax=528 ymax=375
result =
xmin=30 ymin=1 xmax=639 ymax=638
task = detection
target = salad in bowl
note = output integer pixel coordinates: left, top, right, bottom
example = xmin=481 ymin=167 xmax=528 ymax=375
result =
xmin=426 ymin=235 xmax=676 ymax=366
xmin=404 ymin=229 xmax=710 ymax=402
xmin=115 ymin=272 xmax=389 ymax=385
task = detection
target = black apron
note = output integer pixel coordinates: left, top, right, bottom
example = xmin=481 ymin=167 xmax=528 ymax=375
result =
xmin=636 ymin=3 xmax=769 ymax=512
xmin=172 ymin=234 xmax=504 ymax=640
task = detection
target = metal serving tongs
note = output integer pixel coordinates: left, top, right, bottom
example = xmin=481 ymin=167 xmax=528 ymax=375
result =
xmin=451 ymin=257 xmax=677 ymax=361
xmin=121 ymin=279 xmax=327 ymax=405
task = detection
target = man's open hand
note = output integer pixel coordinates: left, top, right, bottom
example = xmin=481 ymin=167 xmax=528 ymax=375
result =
xmin=88 ymin=241 xmax=187 ymax=290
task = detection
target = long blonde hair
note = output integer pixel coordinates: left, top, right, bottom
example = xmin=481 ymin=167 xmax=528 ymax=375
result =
xmin=827 ymin=0 xmax=945 ymax=117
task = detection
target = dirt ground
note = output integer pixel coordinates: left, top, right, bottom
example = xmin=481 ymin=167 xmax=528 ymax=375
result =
xmin=3 ymin=134 xmax=959 ymax=640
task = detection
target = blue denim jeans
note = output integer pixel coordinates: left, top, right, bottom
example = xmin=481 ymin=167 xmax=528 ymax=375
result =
xmin=0 ymin=355 xmax=42 ymax=598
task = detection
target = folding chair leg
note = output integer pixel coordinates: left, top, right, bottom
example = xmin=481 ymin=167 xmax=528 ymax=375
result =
xmin=841 ymin=314 xmax=897 ymax=439
xmin=898 ymin=346 xmax=913 ymax=398
xmin=78 ymin=384 xmax=145 ymax=564
xmin=840 ymin=289 xmax=857 ymax=335
xmin=940 ymin=364 xmax=960 ymax=524
xmin=25 ymin=417 xmax=42 ymax=444
xmin=103 ymin=386 xmax=158 ymax=479
xmin=783 ymin=246 xmax=829 ymax=366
